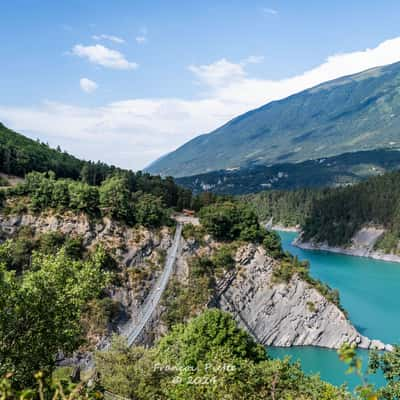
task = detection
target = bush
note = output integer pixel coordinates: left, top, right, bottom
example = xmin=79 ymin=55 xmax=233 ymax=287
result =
xmin=68 ymin=182 xmax=99 ymax=215
xmin=199 ymin=201 xmax=266 ymax=242
xmin=134 ymin=193 xmax=169 ymax=228
xmin=99 ymin=175 xmax=134 ymax=222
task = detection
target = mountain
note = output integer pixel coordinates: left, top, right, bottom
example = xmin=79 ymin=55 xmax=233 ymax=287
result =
xmin=147 ymin=61 xmax=400 ymax=177
xmin=175 ymin=149 xmax=400 ymax=195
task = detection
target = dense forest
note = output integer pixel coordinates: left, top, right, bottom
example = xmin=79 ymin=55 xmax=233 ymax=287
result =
xmin=301 ymin=171 xmax=400 ymax=249
xmin=243 ymin=188 xmax=327 ymax=227
xmin=245 ymin=170 xmax=400 ymax=252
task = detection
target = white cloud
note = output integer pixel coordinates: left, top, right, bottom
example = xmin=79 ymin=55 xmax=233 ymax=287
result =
xmin=80 ymin=78 xmax=98 ymax=93
xmin=2 ymin=37 xmax=400 ymax=170
xmin=242 ymin=55 xmax=265 ymax=65
xmin=189 ymin=58 xmax=246 ymax=88
xmin=263 ymin=7 xmax=278 ymax=15
xmin=92 ymin=34 xmax=125 ymax=44
xmin=72 ymin=44 xmax=138 ymax=70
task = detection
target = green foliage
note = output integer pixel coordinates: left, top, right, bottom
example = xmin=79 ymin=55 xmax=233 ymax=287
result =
xmin=68 ymin=181 xmax=99 ymax=215
xmin=98 ymin=310 xmax=348 ymax=399
xmin=244 ymin=187 xmax=327 ymax=227
xmin=161 ymin=256 xmax=215 ymax=330
xmin=182 ymin=223 xmax=206 ymax=244
xmin=263 ymin=230 xmax=284 ymax=258
xmin=0 ymin=371 xmax=102 ymax=400
xmin=157 ymin=309 xmax=266 ymax=366
xmin=338 ymin=344 xmax=378 ymax=400
xmin=0 ymin=229 xmax=85 ymax=273
xmin=0 ymin=248 xmax=109 ymax=388
xmin=368 ymin=345 xmax=400 ymax=399
xmin=301 ymin=171 xmax=400 ymax=248
xmin=0 ymin=176 xmax=10 ymax=187
xmin=161 ymin=245 xmax=237 ymax=329
xmin=337 ymin=343 xmax=400 ymax=399
xmin=210 ymin=244 xmax=235 ymax=272
xmin=99 ymin=175 xmax=133 ymax=222
xmin=8 ymin=172 xmax=173 ymax=228
xmin=244 ymin=169 xmax=400 ymax=253
xmin=95 ymin=337 xmax=168 ymax=400
xmin=134 ymin=193 xmax=169 ymax=228
xmin=0 ymin=123 xmax=83 ymax=178
xmin=81 ymin=298 xmax=121 ymax=349
xmin=199 ymin=201 xmax=266 ymax=242
xmin=0 ymin=227 xmax=35 ymax=273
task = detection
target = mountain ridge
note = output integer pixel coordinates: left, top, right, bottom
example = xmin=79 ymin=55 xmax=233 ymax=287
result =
xmin=147 ymin=61 xmax=400 ymax=177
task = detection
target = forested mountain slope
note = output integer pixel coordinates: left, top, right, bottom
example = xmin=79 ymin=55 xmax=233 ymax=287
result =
xmin=245 ymin=170 xmax=400 ymax=254
xmin=176 ymin=149 xmax=400 ymax=194
xmin=300 ymin=171 xmax=400 ymax=251
xmin=148 ymin=61 xmax=400 ymax=177
xmin=0 ymin=122 xmax=83 ymax=178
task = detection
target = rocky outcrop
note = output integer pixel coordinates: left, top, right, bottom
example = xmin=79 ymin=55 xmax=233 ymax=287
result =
xmin=216 ymin=244 xmax=392 ymax=350
xmin=294 ymin=227 xmax=400 ymax=263
xmin=0 ymin=212 xmax=173 ymax=328
xmin=2 ymin=212 xmax=391 ymax=352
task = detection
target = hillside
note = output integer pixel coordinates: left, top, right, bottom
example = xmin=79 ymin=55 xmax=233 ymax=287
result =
xmin=148 ymin=61 xmax=400 ymax=177
xmin=0 ymin=122 xmax=84 ymax=178
xmin=244 ymin=169 xmax=400 ymax=255
xmin=299 ymin=170 xmax=400 ymax=252
xmin=176 ymin=149 xmax=400 ymax=194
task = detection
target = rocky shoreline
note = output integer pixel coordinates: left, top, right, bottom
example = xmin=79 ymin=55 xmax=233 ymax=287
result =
xmin=292 ymin=227 xmax=400 ymax=264
xmin=271 ymin=224 xmax=300 ymax=232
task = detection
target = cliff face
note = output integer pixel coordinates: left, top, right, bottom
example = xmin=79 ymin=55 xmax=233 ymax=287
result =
xmin=0 ymin=212 xmax=173 ymax=330
xmin=295 ymin=227 xmax=400 ymax=263
xmin=215 ymin=244 xmax=390 ymax=350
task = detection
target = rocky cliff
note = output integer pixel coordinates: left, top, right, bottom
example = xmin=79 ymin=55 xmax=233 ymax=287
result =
xmin=213 ymin=244 xmax=391 ymax=350
xmin=294 ymin=227 xmax=400 ymax=263
xmin=0 ymin=212 xmax=173 ymax=337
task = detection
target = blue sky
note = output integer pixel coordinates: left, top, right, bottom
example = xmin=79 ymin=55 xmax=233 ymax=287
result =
xmin=1 ymin=0 xmax=400 ymax=169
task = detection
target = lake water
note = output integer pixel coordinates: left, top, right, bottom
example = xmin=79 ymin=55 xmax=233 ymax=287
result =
xmin=269 ymin=231 xmax=400 ymax=389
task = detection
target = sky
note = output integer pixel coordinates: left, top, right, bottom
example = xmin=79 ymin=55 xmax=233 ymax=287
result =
xmin=1 ymin=1 xmax=400 ymax=170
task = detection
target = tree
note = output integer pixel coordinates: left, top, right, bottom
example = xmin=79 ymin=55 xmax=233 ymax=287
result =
xmin=68 ymin=182 xmax=99 ymax=214
xmin=99 ymin=176 xmax=133 ymax=222
xmin=134 ymin=193 xmax=169 ymax=228
xmin=262 ymin=230 xmax=283 ymax=258
xmin=0 ymin=248 xmax=109 ymax=387
xmin=199 ymin=201 xmax=266 ymax=242
xmin=95 ymin=337 xmax=168 ymax=400
xmin=156 ymin=309 xmax=266 ymax=367
xmin=51 ymin=179 xmax=70 ymax=209
xmin=369 ymin=345 xmax=400 ymax=399
xmin=97 ymin=309 xmax=348 ymax=400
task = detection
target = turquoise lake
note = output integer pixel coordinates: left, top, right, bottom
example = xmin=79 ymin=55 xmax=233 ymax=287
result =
xmin=269 ymin=231 xmax=400 ymax=389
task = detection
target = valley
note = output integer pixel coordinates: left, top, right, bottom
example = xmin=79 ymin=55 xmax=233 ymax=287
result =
xmin=6 ymin=3 xmax=400 ymax=398
xmin=3 ymin=58 xmax=400 ymax=398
